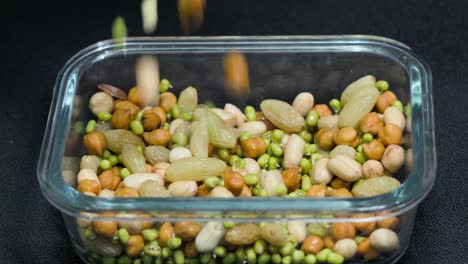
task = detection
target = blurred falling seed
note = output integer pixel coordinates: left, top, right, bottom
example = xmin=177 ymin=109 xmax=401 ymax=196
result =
xmin=223 ymin=51 xmax=250 ymax=98
xmin=177 ymin=0 xmax=205 ymax=34
xmin=135 ymin=56 xmax=160 ymax=108
xmin=142 ymin=0 xmax=158 ymax=34
xmin=112 ymin=16 xmax=127 ymax=45
xmin=98 ymin=84 xmax=128 ymax=100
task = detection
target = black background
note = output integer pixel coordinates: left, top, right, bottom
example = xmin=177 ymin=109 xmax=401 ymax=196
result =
xmin=1 ymin=0 xmax=467 ymax=263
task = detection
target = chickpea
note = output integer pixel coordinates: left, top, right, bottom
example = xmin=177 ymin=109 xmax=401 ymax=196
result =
xmin=378 ymin=124 xmax=403 ymax=146
xmin=306 ymin=184 xmax=327 ymax=198
xmin=111 ymin=108 xmax=132 ymax=129
xmin=330 ymin=178 xmax=352 ymax=190
xmin=326 ymin=188 xmax=353 ymax=197
xmin=89 ymin=92 xmax=113 ymax=115
xmin=92 ymin=213 xmax=117 ymax=239
xmin=184 ymin=241 xmax=199 ymax=257
xmin=352 ymin=214 xmax=376 ymax=235
xmin=128 ymin=87 xmax=140 ymax=105
xmin=142 ymin=110 xmax=161 ymax=131
xmin=174 ymin=222 xmax=202 ymax=242
xmin=98 ymin=170 xmax=121 ymax=191
xmin=160 ymin=92 xmax=177 ymax=112
xmin=241 ymin=136 xmax=267 ymax=158
xmin=323 ymin=236 xmax=335 ymax=249
xmin=376 ymin=91 xmax=397 ymax=113
xmin=329 ymin=222 xmax=356 ymax=240
xmin=282 ymin=167 xmax=302 ymax=192
xmin=239 ymin=185 xmax=252 ymax=197
xmin=315 ymin=128 xmax=335 ymax=150
xmin=357 ymin=238 xmax=372 ymax=255
xmin=125 ymin=235 xmax=145 ymax=257
xmin=359 ymin=112 xmax=384 ymax=135
xmin=197 ymin=184 xmax=212 ymax=197
xmin=300 ymin=235 xmax=324 ymax=254
xmin=78 ymin=180 xmax=101 ymax=195
xmin=363 ymin=140 xmax=385 ymax=160
xmin=159 ymin=222 xmax=174 ymax=247
xmin=334 ymin=127 xmax=359 ymax=147
xmin=313 ymin=104 xmax=332 ymax=117
xmin=83 ymin=131 xmax=107 ymax=156
xmin=152 ymin=106 xmax=167 ymax=125
xmin=114 ymin=100 xmax=141 ymax=118
xmin=333 ymin=238 xmax=357 ymax=260
xmin=376 ymin=214 xmax=399 ymax=230
xmin=224 ymin=170 xmax=245 ymax=196
xmin=143 ymin=129 xmax=171 ymax=146
xmin=115 ymin=186 xmax=140 ymax=197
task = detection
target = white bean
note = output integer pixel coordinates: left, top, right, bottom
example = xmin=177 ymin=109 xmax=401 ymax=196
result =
xmin=169 ymin=147 xmax=192 ymax=163
xmin=238 ymin=121 xmax=267 ymax=137
xmin=224 ymin=103 xmax=246 ymax=127
xmin=362 ymin=160 xmax=384 ymax=178
xmin=195 ymin=222 xmax=226 ymax=253
xmin=211 ymin=108 xmax=237 ymax=127
xmin=327 ymin=155 xmax=362 ymax=182
xmin=370 ymin=228 xmax=399 ymax=253
xmin=80 ymin=155 xmax=101 ymax=174
xmin=209 ymin=186 xmax=235 ymax=197
xmin=287 ymin=222 xmax=307 ymax=243
xmin=123 ymin=173 xmax=164 ymax=189
xmin=168 ymin=181 xmax=198 ymax=197
xmin=310 ymin=158 xmax=333 ymax=184
xmin=283 ymin=134 xmax=306 ymax=168
xmin=89 ymin=92 xmax=113 ymax=115
xmin=333 ymin=239 xmax=357 ymax=260
xmin=384 ymin=106 xmax=405 ymax=130
xmin=244 ymin=158 xmax=261 ymax=175
xmin=292 ymin=92 xmax=314 ymax=116
xmin=261 ymin=170 xmax=284 ymax=196
xmin=77 ymin=169 xmax=100 ymax=186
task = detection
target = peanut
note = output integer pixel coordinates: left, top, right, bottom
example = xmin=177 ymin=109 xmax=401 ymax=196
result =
xmin=292 ymin=92 xmax=315 ymax=116
xmin=310 ymin=158 xmax=333 ymax=184
xmin=211 ymin=108 xmax=237 ymax=127
xmin=362 ymin=160 xmax=384 ymax=178
xmin=288 ymin=221 xmax=307 ymax=243
xmin=168 ymin=181 xmax=198 ymax=197
xmin=224 ymin=103 xmax=246 ymax=127
xmin=261 ymin=170 xmax=285 ymax=196
xmin=89 ymin=92 xmax=113 ymax=115
xmin=327 ymin=155 xmax=362 ymax=182
xmin=333 ymin=239 xmax=357 ymax=260
xmin=283 ymin=134 xmax=306 ymax=168
xmin=123 ymin=173 xmax=164 ymax=189
xmin=239 ymin=121 xmax=267 ymax=137
xmin=169 ymin=147 xmax=193 ymax=162
xmin=195 ymin=222 xmax=225 ymax=253
xmin=159 ymin=222 xmax=174 ymax=247
xmin=381 ymin=144 xmax=404 ymax=173
xmin=80 ymin=155 xmax=101 ymax=173
xmin=369 ymin=228 xmax=399 ymax=253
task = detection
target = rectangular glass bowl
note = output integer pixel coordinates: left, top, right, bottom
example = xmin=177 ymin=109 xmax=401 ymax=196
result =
xmin=38 ymin=36 xmax=435 ymax=264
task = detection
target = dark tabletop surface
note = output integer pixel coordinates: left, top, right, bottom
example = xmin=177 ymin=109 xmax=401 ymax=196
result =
xmin=1 ymin=0 xmax=468 ymax=263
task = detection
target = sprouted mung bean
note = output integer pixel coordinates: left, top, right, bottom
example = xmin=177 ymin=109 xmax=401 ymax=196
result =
xmin=77 ymin=74 xmax=406 ymax=263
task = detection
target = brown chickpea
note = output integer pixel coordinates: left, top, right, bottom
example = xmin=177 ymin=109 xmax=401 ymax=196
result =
xmin=357 ymin=238 xmax=372 ymax=255
xmin=128 ymin=87 xmax=140 ymax=105
xmin=306 ymin=184 xmax=327 ymax=198
xmin=224 ymin=171 xmax=245 ymax=196
xmin=159 ymin=222 xmax=174 ymax=247
xmin=315 ymin=128 xmax=335 ymax=150
xmin=160 ymin=92 xmax=177 ymax=112
xmin=360 ymin=112 xmax=384 ymax=135
xmin=239 ymin=185 xmax=252 ymax=197
xmin=378 ymin=124 xmax=403 ymax=146
xmin=326 ymin=188 xmax=353 ymax=197
xmin=352 ymin=214 xmax=376 ymax=235
xmin=184 ymin=242 xmax=199 ymax=257
xmin=282 ymin=167 xmax=302 ymax=192
xmin=111 ymin=108 xmax=132 ymax=129
xmin=83 ymin=131 xmax=107 ymax=156
xmin=376 ymin=91 xmax=397 ymax=113
xmin=78 ymin=180 xmax=101 ymax=195
xmin=99 ymin=170 xmax=121 ymax=191
xmin=241 ymin=136 xmax=267 ymax=158
xmin=197 ymin=184 xmax=212 ymax=197
xmin=301 ymin=235 xmax=324 ymax=254
xmin=111 ymin=166 xmax=121 ymax=176
xmin=142 ymin=111 xmax=161 ymax=131
xmin=363 ymin=248 xmax=380 ymax=260
xmin=174 ymin=222 xmax=202 ymax=242
xmin=125 ymin=235 xmax=145 ymax=257
xmin=330 ymin=178 xmax=352 ymax=190
xmin=114 ymin=100 xmax=140 ymax=118
xmin=143 ymin=129 xmax=171 ymax=146
xmin=376 ymin=215 xmax=400 ymax=230
xmin=329 ymin=222 xmax=356 ymax=240
xmin=115 ymin=186 xmax=140 ymax=197
xmin=256 ymin=111 xmax=275 ymax=130
xmin=152 ymin=107 xmax=167 ymax=125
xmin=334 ymin=127 xmax=359 ymax=147
xmin=363 ymin=140 xmax=385 ymax=160
xmin=313 ymin=104 xmax=332 ymax=117
xmin=323 ymin=236 xmax=335 ymax=249
xmin=92 ymin=213 xmax=117 ymax=239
